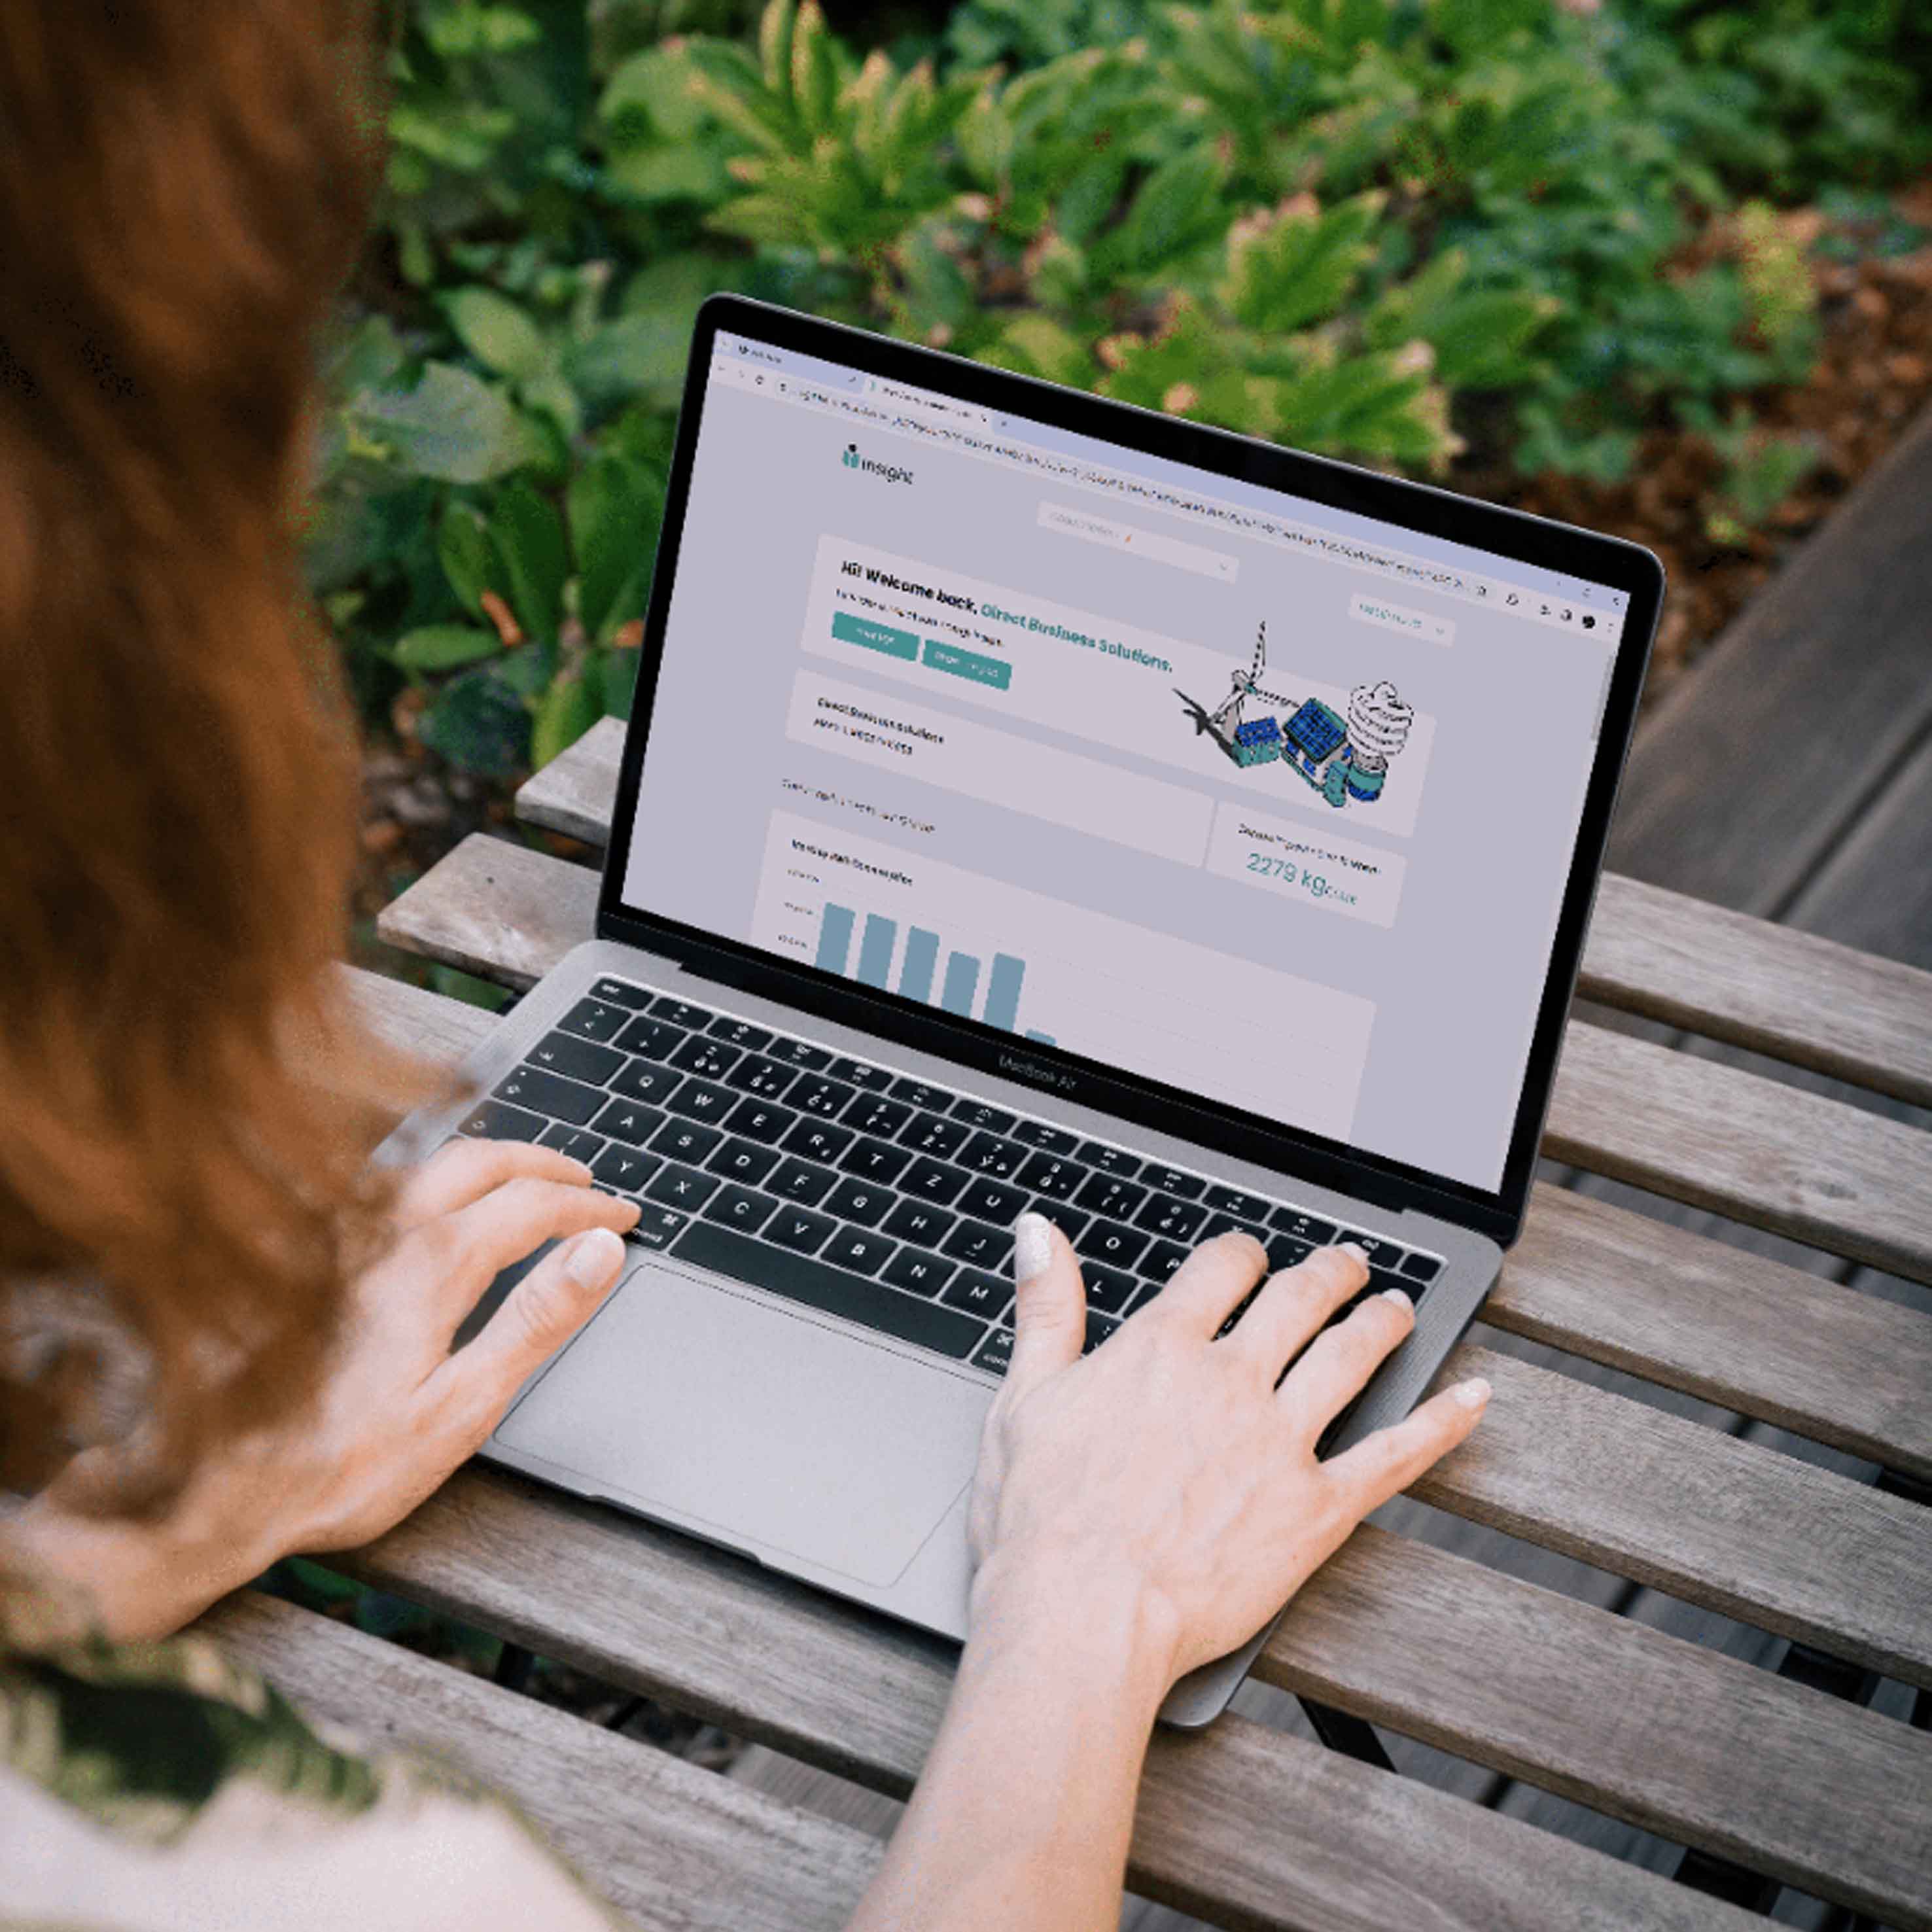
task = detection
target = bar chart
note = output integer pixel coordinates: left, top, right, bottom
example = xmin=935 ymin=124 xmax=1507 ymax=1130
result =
xmin=813 ymin=904 xmax=1055 ymax=1044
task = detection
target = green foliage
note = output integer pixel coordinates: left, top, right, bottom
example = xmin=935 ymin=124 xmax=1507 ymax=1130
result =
xmin=309 ymin=0 xmax=1930 ymax=774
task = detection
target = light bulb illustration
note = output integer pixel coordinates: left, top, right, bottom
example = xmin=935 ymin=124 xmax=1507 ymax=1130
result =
xmin=1345 ymin=680 xmax=1413 ymax=773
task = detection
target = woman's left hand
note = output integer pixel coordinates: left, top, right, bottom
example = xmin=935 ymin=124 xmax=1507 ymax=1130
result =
xmin=14 ymin=1137 xmax=639 ymax=1638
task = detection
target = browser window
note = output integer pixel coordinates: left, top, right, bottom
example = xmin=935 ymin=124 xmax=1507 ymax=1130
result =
xmin=622 ymin=334 xmax=1624 ymax=1192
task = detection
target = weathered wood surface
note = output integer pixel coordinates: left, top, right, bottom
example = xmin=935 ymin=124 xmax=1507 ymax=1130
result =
xmin=1607 ymin=400 xmax=1932 ymax=916
xmin=342 ymin=959 xmax=1932 ymax=1927
xmin=378 ymin=831 xmax=1932 ymax=1288
xmin=519 ymin=717 xmax=1932 ymax=1108
xmin=202 ymin=1592 xmax=879 ymax=1932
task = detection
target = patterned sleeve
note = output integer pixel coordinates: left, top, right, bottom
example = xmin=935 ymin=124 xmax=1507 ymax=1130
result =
xmin=0 ymin=1628 xmax=631 ymax=1932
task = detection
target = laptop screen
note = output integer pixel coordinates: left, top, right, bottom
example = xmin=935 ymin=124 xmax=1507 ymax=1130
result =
xmin=616 ymin=321 xmax=1634 ymax=1198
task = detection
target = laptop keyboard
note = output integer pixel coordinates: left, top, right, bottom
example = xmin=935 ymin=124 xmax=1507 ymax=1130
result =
xmin=456 ymin=975 xmax=1444 ymax=1380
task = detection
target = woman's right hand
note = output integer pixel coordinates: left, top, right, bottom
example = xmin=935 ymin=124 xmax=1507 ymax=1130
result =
xmin=966 ymin=1215 xmax=1489 ymax=1691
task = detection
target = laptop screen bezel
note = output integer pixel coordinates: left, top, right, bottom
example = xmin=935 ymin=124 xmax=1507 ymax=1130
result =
xmin=596 ymin=294 xmax=1662 ymax=1246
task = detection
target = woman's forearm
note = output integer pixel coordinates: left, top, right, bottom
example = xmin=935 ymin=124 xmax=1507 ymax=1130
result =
xmin=847 ymin=1559 xmax=1176 ymax=1932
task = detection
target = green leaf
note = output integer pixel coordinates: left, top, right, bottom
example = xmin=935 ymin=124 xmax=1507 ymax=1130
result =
xmin=1094 ymin=145 xmax=1228 ymax=277
xmin=599 ymin=647 xmax=642 ymax=721
xmin=393 ymin=625 xmax=502 ymax=673
xmin=425 ymin=4 xmax=541 ymax=59
xmin=565 ymin=313 xmax=691 ymax=408
xmin=531 ymin=669 xmax=603 ymax=769
xmin=487 ymin=477 xmax=570 ymax=647
xmin=443 ymin=287 xmax=548 ymax=383
xmin=349 ymin=364 xmax=546 ymax=484
xmin=601 ymin=46 xmax=712 ymax=141
xmin=1221 ymin=194 xmax=1386 ymax=336
xmin=438 ymin=503 xmax=499 ymax=616
xmin=569 ymin=455 xmax=664 ymax=641
xmin=417 ymin=665 xmax=529 ymax=777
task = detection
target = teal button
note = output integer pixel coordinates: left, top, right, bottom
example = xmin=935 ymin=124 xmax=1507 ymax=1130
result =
xmin=832 ymin=610 xmax=919 ymax=661
xmin=922 ymin=640 xmax=1012 ymax=690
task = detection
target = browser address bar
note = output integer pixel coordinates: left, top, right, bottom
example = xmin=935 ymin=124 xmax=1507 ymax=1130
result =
xmin=1038 ymin=502 xmax=1238 ymax=584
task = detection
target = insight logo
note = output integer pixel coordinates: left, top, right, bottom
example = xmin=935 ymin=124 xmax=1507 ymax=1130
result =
xmin=840 ymin=442 xmax=913 ymax=485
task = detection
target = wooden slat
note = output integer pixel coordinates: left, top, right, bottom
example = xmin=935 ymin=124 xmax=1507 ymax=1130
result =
xmin=519 ymin=716 xmax=1932 ymax=1108
xmin=379 ymin=833 xmax=1932 ymax=1289
xmin=1492 ymin=1183 xmax=1932 ymax=1483
xmin=201 ymin=1592 xmax=878 ymax=1932
xmin=1417 ymin=1344 xmax=1932 ymax=1687
xmin=338 ymin=970 xmax=1932 ymax=1926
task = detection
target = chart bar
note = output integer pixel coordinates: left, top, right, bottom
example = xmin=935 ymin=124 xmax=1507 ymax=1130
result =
xmin=856 ymin=914 xmax=898 ymax=989
xmin=984 ymin=953 xmax=1027 ymax=1032
xmin=1025 ymin=1030 xmax=1056 ymax=1045
xmin=940 ymin=951 xmax=980 ymax=1017
xmin=900 ymin=927 xmax=940 ymax=1004
xmin=816 ymin=904 xmax=856 ymax=975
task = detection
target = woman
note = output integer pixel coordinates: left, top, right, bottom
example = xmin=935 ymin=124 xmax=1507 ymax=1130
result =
xmin=0 ymin=5 xmax=1489 ymax=1927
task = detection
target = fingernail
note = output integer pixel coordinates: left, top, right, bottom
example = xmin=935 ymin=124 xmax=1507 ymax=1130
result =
xmin=1379 ymin=1286 xmax=1413 ymax=1309
xmin=567 ymin=1227 xmax=626 ymax=1287
xmin=1013 ymin=1212 xmax=1054 ymax=1284
xmin=1338 ymin=1241 xmax=1370 ymax=1265
xmin=1453 ymin=1377 xmax=1491 ymax=1409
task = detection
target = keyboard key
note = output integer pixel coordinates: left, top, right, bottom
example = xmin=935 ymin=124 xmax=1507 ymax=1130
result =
xmin=788 ymin=1076 xmax=858 ymax=1119
xmin=1368 ymin=1267 xmax=1418 ymax=1303
xmin=822 ymin=1227 xmax=898 ymax=1276
xmin=888 ymin=1077 xmax=952 ymax=1112
xmin=1265 ymin=1235 xmax=1314 ymax=1274
xmin=650 ymin=1118 xmax=724 ymax=1166
xmin=839 ymin=1136 xmax=913 ymax=1185
xmin=646 ymin=1163 xmax=720 ymax=1212
xmin=495 ymin=1065 xmax=605 ymax=1126
xmin=591 ymin=1145 xmax=661 ymax=1195
xmin=900 ymin=1158 xmax=969 ymax=1205
xmin=1202 ymin=1212 xmax=1269 ymax=1246
xmin=723 ymin=1098 xmax=798 ymax=1146
xmin=613 ymin=1015 xmax=688 ymax=1061
xmin=769 ymin=1158 xmax=835 ymax=1206
xmin=882 ymin=1249 xmax=956 ymax=1298
xmin=669 ymin=1034 xmax=743 ymax=1081
xmin=676 ymin=1221 xmax=984 ymax=1359
xmin=765 ymin=1036 xmax=832 ymax=1070
xmin=724 ymin=1054 xmax=798 ymax=1100
xmin=459 ymin=1098 xmax=545 ymax=1142
xmin=882 ymin=1199 xmax=958 ymax=1247
xmin=942 ymin=1269 xmax=1013 ymax=1321
xmin=558 ymin=996 xmax=629 ymax=1044
xmin=1216 ymin=1284 xmax=1264 ymax=1339
xmin=1335 ymin=1231 xmax=1401 ymax=1264
xmin=783 ymin=1119 xmax=855 ymax=1165
xmin=970 ymin=1326 xmax=1014 ymax=1377
xmin=665 ymin=1078 xmax=735 ymax=1124
xmin=1204 ymin=1184 xmax=1273 ymax=1221
xmin=1074 ymin=1172 xmax=1149 ymax=1220
xmin=650 ymin=996 xmax=716 ymax=1031
xmin=900 ymin=1111 xmax=972 ymax=1159
xmin=1077 ymin=1141 xmax=1141 ymax=1178
xmin=1134 ymin=1193 xmax=1207 ymax=1242
xmin=824 ymin=1178 xmax=894 ymax=1227
xmin=1011 ymin=1120 xmax=1080 ymax=1154
xmin=529 ymin=1030 xmax=623 ymax=1085
xmin=609 ymin=1059 xmax=682 ymax=1107
xmin=588 ymin=976 xmax=654 ymax=1010
xmin=708 ymin=1016 xmax=773 ymax=1051
xmin=708 ymin=1138 xmax=781 ymax=1187
xmin=1083 ymin=1263 xmax=1138 ymax=1315
xmin=953 ymin=1100 xmax=1016 ymax=1134
xmin=628 ymin=1204 xmax=687 ymax=1250
xmin=1141 ymin=1164 xmax=1204 ymax=1200
xmin=764 ymin=1206 xmax=835 ymax=1255
xmin=958 ymin=1133 xmax=1027 ymax=1179
xmin=1015 ymin=1152 xmax=1083 ymax=1200
xmin=1028 ymin=1199 xmax=1091 ymax=1244
xmin=827 ymin=1055 xmax=893 ymax=1091
xmin=538 ymin=1123 xmax=606 ymax=1165
xmin=957 ymin=1178 xmax=1027 ymax=1224
xmin=590 ymin=1098 xmax=667 ymax=1146
xmin=845 ymin=1095 xmax=915 ymax=1139
xmin=1401 ymin=1252 xmax=1443 ymax=1283
xmin=1083 ymin=1310 xmax=1121 ymax=1354
xmin=1138 ymin=1238 xmax=1191 ymax=1284
xmin=943 ymin=1219 xmax=1012 ymax=1269
xmin=703 ymin=1185 xmax=778 ymax=1234
xmin=1271 ymin=1210 xmax=1337 ymax=1245
xmin=1078 ymin=1221 xmax=1150 ymax=1271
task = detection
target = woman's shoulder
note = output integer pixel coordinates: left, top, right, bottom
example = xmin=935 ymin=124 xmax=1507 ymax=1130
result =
xmin=0 ymin=1623 xmax=627 ymax=1932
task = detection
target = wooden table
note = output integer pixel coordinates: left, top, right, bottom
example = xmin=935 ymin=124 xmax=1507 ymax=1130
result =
xmin=201 ymin=716 xmax=1932 ymax=1932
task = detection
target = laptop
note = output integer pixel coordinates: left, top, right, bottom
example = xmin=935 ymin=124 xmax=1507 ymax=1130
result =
xmin=375 ymin=294 xmax=1662 ymax=1727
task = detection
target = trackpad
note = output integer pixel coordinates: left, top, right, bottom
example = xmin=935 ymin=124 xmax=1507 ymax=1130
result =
xmin=495 ymin=1259 xmax=994 ymax=1588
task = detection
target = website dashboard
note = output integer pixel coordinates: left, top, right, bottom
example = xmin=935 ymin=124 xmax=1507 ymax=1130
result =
xmin=622 ymin=331 xmax=1625 ymax=1193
